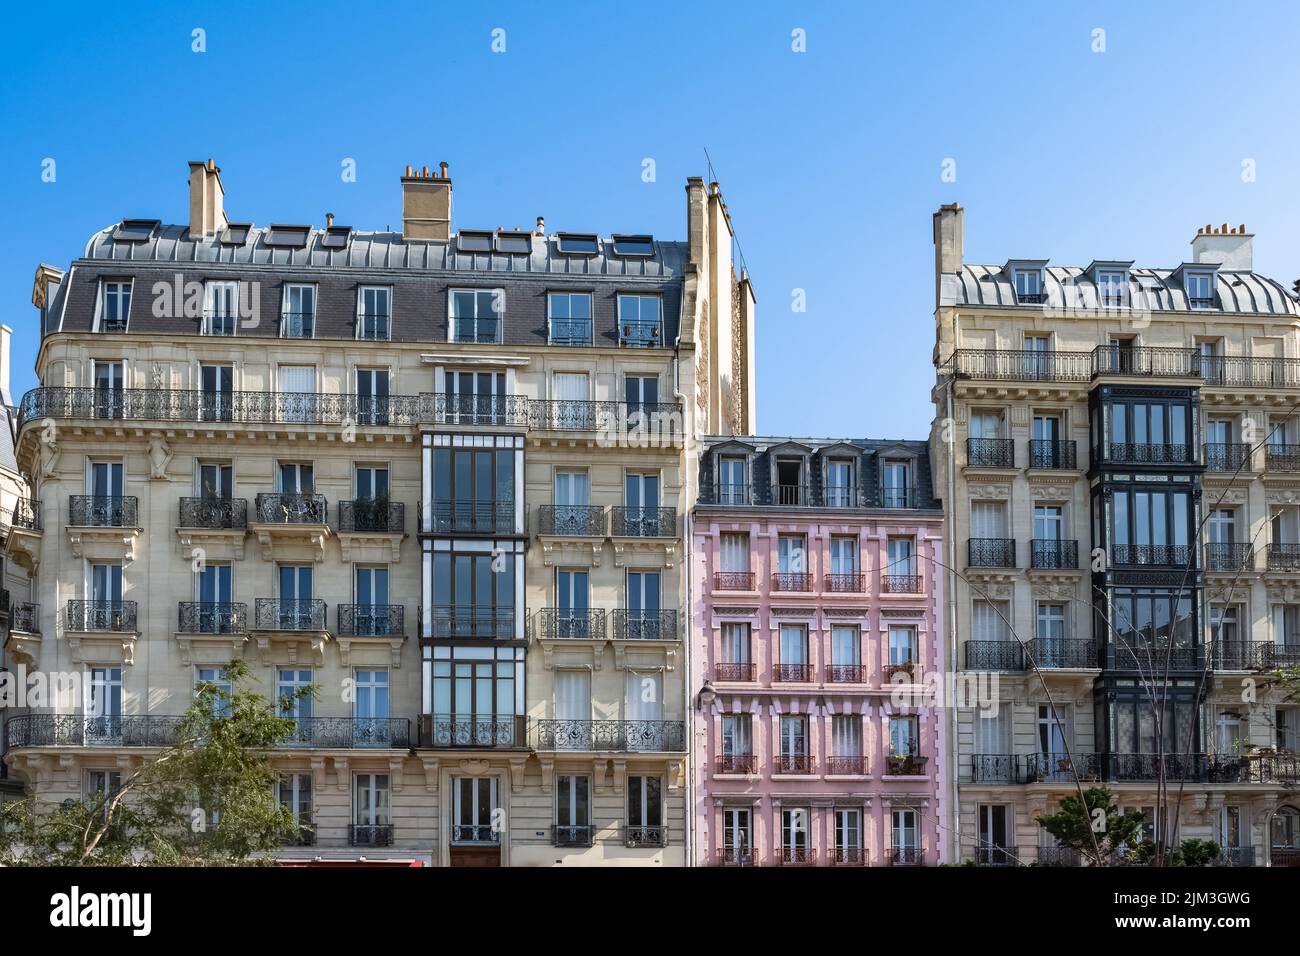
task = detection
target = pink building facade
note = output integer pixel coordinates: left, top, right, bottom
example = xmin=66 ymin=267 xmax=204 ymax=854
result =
xmin=690 ymin=437 xmax=947 ymax=866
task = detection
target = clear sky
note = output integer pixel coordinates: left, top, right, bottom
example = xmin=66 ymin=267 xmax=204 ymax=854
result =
xmin=3 ymin=0 xmax=1299 ymax=439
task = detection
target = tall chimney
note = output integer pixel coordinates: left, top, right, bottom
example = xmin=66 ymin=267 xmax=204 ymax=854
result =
xmin=933 ymin=203 xmax=964 ymax=307
xmin=0 ymin=325 xmax=13 ymax=408
xmin=401 ymin=163 xmax=452 ymax=241
xmin=1191 ymin=222 xmax=1254 ymax=271
xmin=187 ymin=159 xmax=228 ymax=238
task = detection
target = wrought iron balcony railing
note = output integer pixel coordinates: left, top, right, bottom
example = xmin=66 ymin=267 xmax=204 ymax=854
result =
xmin=1205 ymin=442 xmax=1251 ymax=472
xmin=69 ymin=495 xmax=138 ymax=527
xmin=974 ymin=845 xmax=1020 ymax=866
xmin=772 ymin=754 xmax=814 ymax=774
xmin=624 ymin=825 xmax=668 ymax=848
xmin=283 ymin=717 xmax=411 ymax=748
xmin=1267 ymin=444 xmax=1300 ymax=472
xmin=254 ymin=493 xmax=326 ymax=524
xmin=1201 ymin=355 xmax=1300 ymax=388
xmin=1105 ymin=642 xmax=1200 ymax=670
xmin=712 ymin=662 xmax=755 ymax=682
xmin=1092 ymin=345 xmax=1201 ymax=378
xmin=178 ymin=496 xmax=248 ymax=530
xmin=552 ymin=824 xmax=593 ymax=847
xmin=950 ymin=348 xmax=1092 ymax=383
xmin=880 ymin=487 xmax=916 ymax=509
xmin=885 ymin=660 xmax=916 ymax=682
xmin=450 ymin=824 xmax=500 ymax=844
xmin=10 ymin=498 xmax=41 ymax=531
xmin=1205 ymin=542 xmax=1253 ymax=572
xmin=1100 ymin=752 xmax=1210 ymax=782
xmin=4 ymin=714 xmax=182 ymax=748
xmin=536 ymin=505 xmax=606 ymax=537
xmin=884 ymin=754 xmax=928 ymax=775
xmin=1259 ymin=643 xmax=1300 ymax=668
xmin=533 ymin=608 xmax=607 ymax=641
xmin=425 ymin=392 xmax=529 ymax=427
xmin=1269 ymin=543 xmax=1300 ymax=571
xmin=718 ymin=846 xmax=755 ymax=866
xmin=421 ymin=606 xmax=516 ymax=640
xmin=177 ymin=602 xmax=248 ymax=634
xmin=452 ymin=316 xmax=502 ymax=344
xmin=1030 ymin=538 xmax=1078 ymax=569
xmin=338 ymin=499 xmax=404 ymax=533
xmin=777 ymin=847 xmax=816 ymax=865
xmin=824 ymin=572 xmax=866 ymax=593
xmin=832 ymin=846 xmax=865 ymax=865
xmin=280 ymin=310 xmax=314 ymax=339
xmin=1211 ymin=640 xmax=1265 ymax=670
xmin=825 ymin=664 xmax=869 ymax=684
xmin=526 ymin=399 xmax=681 ymax=432
xmin=532 ymin=719 xmax=686 ymax=752
xmin=1111 ymin=544 xmax=1194 ymax=568
xmin=1035 ymin=847 xmax=1082 ymax=866
xmin=713 ymin=571 xmax=756 ymax=591
xmin=10 ymin=602 xmax=39 ymax=633
xmin=966 ymin=437 xmax=1014 ymax=468
xmin=888 ymin=847 xmax=923 ymax=866
xmin=548 ymin=317 xmax=592 ymax=347
xmin=698 ymin=482 xmax=753 ymax=506
xmin=1103 ymin=442 xmax=1193 ymax=465
xmin=422 ymin=499 xmax=516 ymax=534
xmin=971 ymin=754 xmax=1027 ymax=784
xmin=772 ymin=664 xmax=814 ymax=682
xmin=717 ymin=754 xmax=757 ymax=774
xmin=826 ymin=755 xmax=867 ymax=775
xmin=771 ymin=572 xmax=813 ymax=592
xmin=618 ymin=319 xmax=662 ymax=348
xmin=336 ymin=604 xmax=405 ymax=637
xmin=968 ymin=537 xmax=1016 ymax=568
xmin=253 ymin=599 xmax=327 ymax=631
xmin=1028 ymin=637 xmax=1098 ymax=669
xmin=963 ymin=641 xmax=1023 ymax=671
xmin=67 ymin=599 xmax=137 ymax=632
xmin=422 ymin=714 xmax=525 ymax=748
xmin=881 ymin=573 xmax=921 ymax=593
xmin=1028 ymin=439 xmax=1077 ymax=470
xmin=773 ymin=483 xmax=812 ymax=506
xmin=610 ymin=506 xmax=676 ymax=537
xmin=348 ymin=824 xmax=394 ymax=847
xmin=612 ymin=609 xmax=679 ymax=641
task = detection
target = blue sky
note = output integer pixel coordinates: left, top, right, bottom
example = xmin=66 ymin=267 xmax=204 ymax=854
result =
xmin=3 ymin=1 xmax=1299 ymax=438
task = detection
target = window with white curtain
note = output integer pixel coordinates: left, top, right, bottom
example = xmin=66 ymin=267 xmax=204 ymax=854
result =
xmin=832 ymin=716 xmax=861 ymax=757
xmin=626 ymin=671 xmax=663 ymax=722
xmin=974 ymin=705 xmax=1009 ymax=755
xmin=831 ymin=626 xmax=860 ymax=666
xmin=972 ymin=601 xmax=1010 ymax=642
xmin=721 ymin=622 xmax=751 ymax=663
xmin=719 ymin=533 xmax=750 ymax=572
xmin=554 ymin=670 xmax=591 ymax=725
xmin=970 ymin=501 xmax=1007 ymax=538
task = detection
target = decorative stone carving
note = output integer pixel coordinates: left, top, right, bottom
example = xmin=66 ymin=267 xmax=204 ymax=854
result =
xmin=147 ymin=433 xmax=173 ymax=480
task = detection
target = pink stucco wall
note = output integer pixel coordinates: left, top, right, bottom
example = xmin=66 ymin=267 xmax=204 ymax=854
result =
xmin=691 ymin=508 xmax=947 ymax=866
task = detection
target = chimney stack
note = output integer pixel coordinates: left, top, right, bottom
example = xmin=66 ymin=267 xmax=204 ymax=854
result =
xmin=535 ymin=216 xmax=545 ymax=236
xmin=1191 ymin=222 xmax=1254 ymax=271
xmin=401 ymin=162 xmax=452 ymax=241
xmin=187 ymin=159 xmax=228 ymax=238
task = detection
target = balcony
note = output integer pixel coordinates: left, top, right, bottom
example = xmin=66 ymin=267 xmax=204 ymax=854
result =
xmin=1029 ymin=637 xmax=1098 ymax=669
xmin=1103 ymin=442 xmax=1194 ymax=465
xmin=884 ymin=754 xmax=927 ymax=776
xmin=424 ymin=393 xmax=529 ymax=427
xmin=254 ymin=493 xmax=326 ymax=525
xmin=532 ymin=719 xmax=686 ymax=752
xmin=772 ymin=755 xmax=814 ymax=775
xmin=718 ymin=846 xmax=755 ymax=866
xmin=1267 ymin=444 xmax=1300 ymax=472
xmin=527 ymin=399 xmax=681 ymax=433
xmin=974 ymin=846 xmax=1020 ymax=866
xmin=832 ymin=846 xmax=865 ymax=866
xmin=1204 ymin=542 xmax=1253 ymax=572
xmin=422 ymin=606 xmax=515 ymax=641
xmin=610 ymin=506 xmax=676 ymax=537
xmin=882 ymin=573 xmax=921 ymax=593
xmin=549 ymin=317 xmax=592 ymax=347
xmin=771 ymin=572 xmax=813 ymax=592
xmin=4 ymin=714 xmax=182 ymax=749
xmin=177 ymin=602 xmax=248 ymax=634
xmin=1267 ymin=544 xmax=1300 ymax=572
xmin=9 ymin=498 xmax=42 ymax=531
xmin=1030 ymin=539 xmax=1078 ymax=570
xmin=1091 ymin=345 xmax=1200 ymax=378
xmin=1111 ymin=544 xmax=1194 ymax=568
xmin=536 ymin=505 xmax=606 ymax=537
xmin=1272 ymin=849 xmax=1300 ymax=867
xmin=698 ymin=482 xmax=753 ymax=506
xmin=713 ymin=571 xmax=756 ymax=591
xmin=532 ymin=608 xmax=607 ymax=641
xmin=1202 ymin=355 xmax=1300 ymax=388
xmin=712 ymin=662 xmax=755 ymax=682
xmin=968 ymin=538 xmax=1016 ymax=568
xmin=612 ymin=609 xmax=679 ymax=641
xmin=624 ymin=826 xmax=668 ymax=848
xmin=422 ymin=714 xmax=525 ymax=748
xmin=1101 ymin=753 xmax=1210 ymax=782
xmin=178 ymin=496 xmax=248 ymax=530
xmin=880 ymin=488 xmax=917 ymax=509
xmin=885 ymin=660 xmax=916 ymax=682
xmin=716 ymin=754 xmax=756 ymax=775
xmin=888 ymin=847 xmax=924 ymax=866
xmin=618 ymin=319 xmax=662 ymax=348
xmin=825 ymin=664 xmax=869 ymax=684
xmin=971 ymin=754 xmax=1026 ymax=784
xmin=826 ymin=755 xmax=867 ymax=775
xmin=824 ymin=572 xmax=866 ymax=593
xmin=1035 ymin=847 xmax=1082 ymax=866
xmin=336 ymin=604 xmax=405 ymax=637
xmin=280 ymin=310 xmax=314 ymax=339
xmin=1105 ymin=642 xmax=1200 ymax=670
xmin=451 ymin=824 xmax=500 ymax=844
xmin=284 ymin=717 xmax=411 ymax=748
xmin=452 ymin=317 xmax=501 ymax=344
xmin=1205 ymin=443 xmax=1251 ymax=473
xmin=1028 ymin=439 xmax=1077 ymax=470
xmin=1259 ymin=643 xmax=1300 ymax=668
xmin=772 ymin=664 xmax=814 ymax=682
xmin=777 ymin=847 xmax=816 ymax=866
xmin=552 ymin=825 xmax=593 ymax=848
xmin=67 ymin=599 xmax=137 ymax=632
xmin=348 ymin=825 xmax=394 ymax=848
xmin=422 ymin=500 xmax=516 ymax=535
xmin=253 ymin=599 xmax=327 ymax=631
xmin=964 ymin=641 xmax=1023 ymax=670
xmin=338 ymin=499 xmax=404 ymax=534
xmin=966 ymin=437 xmax=1014 ymax=469
xmin=69 ymin=495 xmax=138 ymax=528
xmin=10 ymin=602 xmax=39 ymax=634
xmin=951 ymin=348 xmax=1091 ymax=384
xmin=1211 ymin=640 xmax=1264 ymax=670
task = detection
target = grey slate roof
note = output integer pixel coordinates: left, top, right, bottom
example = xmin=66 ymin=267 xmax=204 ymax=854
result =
xmin=940 ymin=264 xmax=1299 ymax=316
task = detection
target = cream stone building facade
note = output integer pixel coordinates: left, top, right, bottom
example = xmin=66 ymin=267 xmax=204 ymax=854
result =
xmin=932 ymin=204 xmax=1300 ymax=866
xmin=2 ymin=160 xmax=754 ymax=865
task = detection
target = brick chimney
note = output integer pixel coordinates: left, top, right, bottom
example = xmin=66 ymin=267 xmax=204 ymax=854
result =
xmin=401 ymin=164 xmax=452 ymax=241
xmin=1191 ymin=223 xmax=1253 ymax=272
xmin=187 ymin=159 xmax=227 ymax=238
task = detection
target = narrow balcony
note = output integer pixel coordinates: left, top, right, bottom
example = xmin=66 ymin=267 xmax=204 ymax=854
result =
xmin=716 ymin=754 xmax=757 ymax=774
xmin=777 ymin=847 xmax=816 ymax=866
xmin=888 ymin=847 xmax=924 ymax=866
xmin=338 ymin=499 xmax=404 ymax=534
xmin=825 ymin=755 xmax=867 ymax=775
xmin=9 ymin=498 xmax=42 ymax=532
xmin=10 ymin=602 xmax=39 ymax=634
xmin=717 ymin=846 xmax=755 ymax=867
xmin=178 ymin=496 xmax=248 ymax=530
xmin=1268 ymin=543 xmax=1300 ymax=572
xmin=450 ymin=824 xmax=500 ymax=844
xmin=1028 ymin=439 xmax=1077 ymax=470
xmin=548 ymin=317 xmax=592 ymax=347
xmin=1205 ymin=442 xmax=1251 ymax=472
xmin=536 ymin=505 xmax=606 ymax=537
xmin=1091 ymin=344 xmax=1200 ymax=378
xmin=771 ymin=664 xmax=815 ymax=683
xmin=771 ymin=572 xmax=813 ymax=592
xmin=974 ymin=846 xmax=1020 ymax=866
xmin=971 ymin=754 xmax=1028 ymax=784
xmin=1267 ymin=444 xmax=1300 ymax=472
xmin=1030 ymin=539 xmax=1078 ymax=570
xmin=1259 ymin=643 xmax=1300 ymax=668
xmin=67 ymin=599 xmax=137 ymax=632
xmin=1202 ymin=355 xmax=1300 ymax=388
xmin=1105 ymin=642 xmax=1200 ymax=670
xmin=623 ymin=826 xmax=668 ymax=848
xmin=336 ymin=604 xmax=405 ymax=637
xmin=1111 ymin=544 xmax=1194 ymax=568
xmin=713 ymin=571 xmax=756 ymax=591
xmin=1205 ymin=542 xmax=1254 ymax=572
xmin=283 ymin=717 xmax=411 ymax=748
xmin=964 ymin=641 xmax=1023 ymax=670
xmin=611 ymin=609 xmax=679 ymax=641
xmin=966 ymin=437 xmax=1014 ymax=468
xmin=422 ymin=500 xmax=515 ymax=535
xmin=422 ymin=606 xmax=515 ymax=641
xmin=825 ymin=664 xmax=869 ymax=684
xmin=968 ymin=538 xmax=1016 ymax=568
xmin=832 ymin=846 xmax=865 ymax=866
xmin=253 ymin=599 xmax=327 ymax=631
xmin=618 ymin=319 xmax=662 ymax=348
xmin=4 ymin=714 xmax=181 ymax=749
xmin=1103 ymin=442 xmax=1193 ymax=465
xmin=421 ymin=714 xmax=525 ymax=748
xmin=424 ymin=392 xmax=529 ymax=427
xmin=527 ymin=399 xmax=681 ymax=433
xmin=532 ymin=719 xmax=686 ymax=752
xmin=824 ymin=572 xmax=866 ymax=593
xmin=4 ymin=499 xmax=42 ymax=574
xmin=884 ymin=660 xmax=916 ymax=682
xmin=712 ymin=662 xmax=755 ymax=682
xmin=1028 ymin=637 xmax=1098 ymax=669
xmin=177 ymin=601 xmax=248 ymax=634
xmin=698 ymin=482 xmax=753 ymax=506
xmin=772 ymin=754 xmax=814 ymax=775
xmin=254 ymin=493 xmax=326 ymax=525
xmin=950 ymin=348 xmax=1091 ymax=384
xmin=610 ymin=506 xmax=676 ymax=537
xmin=881 ymin=573 xmax=921 ymax=593
xmin=452 ymin=316 xmax=501 ymax=344
xmin=552 ymin=825 xmax=593 ymax=848
xmin=348 ymin=824 xmax=394 ymax=848
xmin=884 ymin=754 xmax=927 ymax=776
xmin=532 ymin=608 xmax=607 ymax=641
xmin=69 ymin=495 xmax=138 ymax=528
xmin=1211 ymin=640 xmax=1265 ymax=670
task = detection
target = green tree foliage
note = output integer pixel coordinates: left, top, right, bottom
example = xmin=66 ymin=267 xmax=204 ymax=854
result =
xmin=1035 ymin=786 xmax=1146 ymax=866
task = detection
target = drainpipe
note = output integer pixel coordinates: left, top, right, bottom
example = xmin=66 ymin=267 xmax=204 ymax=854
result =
xmin=674 ymin=341 xmax=696 ymax=867
xmin=943 ymin=319 xmax=960 ymax=865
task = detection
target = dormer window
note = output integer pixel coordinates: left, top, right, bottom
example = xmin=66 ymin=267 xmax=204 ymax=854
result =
xmin=718 ymin=456 xmax=748 ymax=505
xmin=1098 ymin=271 xmax=1126 ymax=307
xmin=113 ymin=219 xmax=159 ymax=243
xmin=265 ymin=224 xmax=310 ymax=248
xmin=611 ymin=235 xmax=654 ymax=257
xmin=99 ymin=280 xmax=132 ymax=332
xmin=824 ymin=459 xmax=856 ymax=508
xmin=495 ymin=230 xmax=532 ymax=255
xmin=1014 ymin=270 xmax=1045 ymax=303
xmin=774 ymin=456 xmax=806 ymax=506
xmin=1186 ymin=272 xmax=1215 ymax=309
xmin=456 ymin=231 xmax=493 ymax=254
xmin=556 ymin=233 xmax=599 ymax=256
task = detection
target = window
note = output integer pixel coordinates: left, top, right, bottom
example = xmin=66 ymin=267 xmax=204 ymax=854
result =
xmin=556 ymin=233 xmax=598 ymax=255
xmin=277 ymin=669 xmax=312 ymax=740
xmin=113 ymin=219 xmax=158 ymax=242
xmin=496 ymin=229 xmax=531 ymax=254
xmin=276 ymin=366 xmax=318 ymax=422
xmin=278 ymin=774 xmax=313 ymax=843
xmin=220 ymin=223 xmax=251 ymax=245
xmin=84 ymin=770 xmax=122 ymax=807
xmin=611 ymin=234 xmax=654 ymax=257
xmin=778 ymin=534 xmax=807 ymax=575
xmin=779 ymin=624 xmax=808 ymax=670
xmin=831 ymin=626 xmax=860 ymax=666
xmin=355 ymin=368 xmax=391 ymax=426
xmin=555 ymin=775 xmax=591 ymax=846
xmin=719 ymin=533 xmax=750 ymax=574
xmin=547 ymin=292 xmax=592 ymax=346
xmin=1105 ymin=399 xmax=1192 ymax=458
xmin=1278 ymin=708 xmax=1299 ymax=751
xmin=92 ymin=361 xmax=125 ymax=419
xmin=321 ymin=226 xmax=351 ymax=249
xmin=719 ymin=622 xmax=751 ymax=677
xmin=1036 ymin=603 xmax=1066 ymax=641
xmin=887 ymin=536 xmax=916 ymax=577
xmin=85 ymin=666 xmax=122 ymax=743
xmin=1109 ymin=487 xmax=1192 ymax=562
xmin=779 ymin=716 xmax=809 ymax=759
xmin=830 ymin=536 xmax=858 ymax=576
xmin=892 ymin=808 xmax=919 ymax=853
xmin=450 ymin=289 xmax=502 ymax=343
xmin=722 ymin=808 xmax=752 ymax=863
xmin=889 ymin=626 xmax=918 ymax=666
xmin=626 ymin=775 xmax=664 ymax=846
xmin=195 ymin=665 xmax=232 ymax=717
xmin=282 ymin=284 xmax=315 ymax=338
xmin=979 ymin=805 xmax=1012 ymax=860
xmin=718 ymin=456 xmax=747 ymax=503
xmin=199 ymin=364 xmax=233 ymax=422
xmin=832 ymin=715 xmax=862 ymax=757
xmin=430 ymin=648 xmax=522 ymax=746
xmin=825 ymin=459 xmax=856 ymax=507
xmin=781 ymin=808 xmax=811 ymax=857
xmin=1098 ymin=271 xmax=1126 ymax=306
xmin=721 ymin=714 xmax=752 ymax=771
xmin=452 ymin=776 xmax=498 ymax=843
xmin=1186 ymin=272 xmax=1214 ymax=307
xmin=99 ymin=281 xmax=131 ymax=332
xmin=1215 ymin=708 xmax=1243 ymax=755
xmin=1014 ymin=269 xmax=1043 ymax=302
xmin=456 ymin=231 xmax=493 ymax=253
xmin=354 ymin=669 xmax=391 ymax=745
xmin=276 ymin=565 xmax=315 ymax=627
xmin=972 ymin=600 xmax=1010 ymax=643
xmin=882 ymin=459 xmax=912 ymax=507
xmin=617 ymin=294 xmax=661 ymax=347
xmin=623 ymin=472 xmax=664 ymax=535
xmin=431 ymin=444 xmax=516 ymax=533
xmin=358 ymin=287 xmax=391 ymax=340
xmin=266 ymin=224 xmax=309 ymax=248
xmin=889 ymin=715 xmax=919 ymax=757
xmin=203 ymin=281 xmax=238 ymax=335
xmin=353 ymin=774 xmax=390 ymax=842
xmin=835 ymin=809 xmax=863 ymax=861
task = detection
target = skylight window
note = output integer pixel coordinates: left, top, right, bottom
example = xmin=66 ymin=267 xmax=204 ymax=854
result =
xmin=113 ymin=219 xmax=159 ymax=242
xmin=495 ymin=230 xmax=532 ymax=254
xmin=219 ymin=222 xmax=252 ymax=246
xmin=556 ymin=233 xmax=599 ymax=255
xmin=611 ymin=234 xmax=654 ymax=257
xmin=321 ymin=226 xmax=351 ymax=249
xmin=265 ymin=224 xmax=310 ymax=248
xmin=456 ymin=231 xmax=493 ymax=253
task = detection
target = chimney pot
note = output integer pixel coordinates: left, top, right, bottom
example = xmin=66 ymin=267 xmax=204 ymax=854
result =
xmin=422 ymin=166 xmax=429 ymax=178
xmin=440 ymin=162 xmax=449 ymax=178
xmin=1239 ymin=223 xmax=1246 ymax=234
xmin=405 ymin=165 xmax=413 ymax=177
xmin=536 ymin=215 xmax=545 ymax=236
xmin=326 ymin=212 xmax=334 ymax=228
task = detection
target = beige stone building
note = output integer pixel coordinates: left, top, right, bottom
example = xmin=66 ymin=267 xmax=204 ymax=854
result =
xmin=2 ymin=160 xmax=754 ymax=865
xmin=931 ymin=204 xmax=1300 ymax=866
